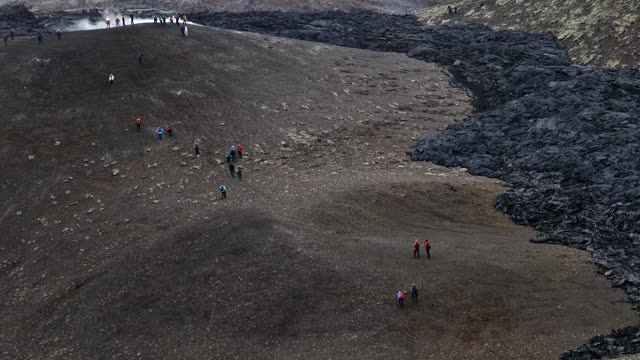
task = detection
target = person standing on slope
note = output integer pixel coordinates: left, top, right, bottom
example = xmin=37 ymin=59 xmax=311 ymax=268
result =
xmin=219 ymin=184 xmax=227 ymax=199
xmin=37 ymin=33 xmax=43 ymax=45
xmin=137 ymin=52 xmax=143 ymax=65
xmin=135 ymin=116 xmax=142 ymax=131
xmin=229 ymin=162 xmax=236 ymax=178
xmin=106 ymin=17 xmax=111 ymax=28
xmin=236 ymin=166 xmax=244 ymax=181
xmin=130 ymin=14 xmax=134 ymax=25
xmin=10 ymin=29 xmax=14 ymax=40
xmin=237 ymin=144 xmax=244 ymax=159
xmin=108 ymin=73 xmax=115 ymax=85
xmin=423 ymin=240 xmax=431 ymax=259
xmin=115 ymin=16 xmax=120 ymax=27
xmin=411 ymin=284 xmax=419 ymax=303
xmin=397 ymin=290 xmax=405 ymax=308
xmin=165 ymin=124 xmax=173 ymax=137
xmin=2 ymin=35 xmax=7 ymax=46
xmin=122 ymin=16 xmax=126 ymax=26
xmin=413 ymin=239 xmax=420 ymax=258
xmin=156 ymin=127 xmax=164 ymax=139
xmin=230 ymin=145 xmax=237 ymax=163
xmin=194 ymin=142 xmax=200 ymax=157
xmin=56 ymin=30 xmax=61 ymax=40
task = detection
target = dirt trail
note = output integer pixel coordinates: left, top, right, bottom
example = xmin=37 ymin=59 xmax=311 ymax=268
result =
xmin=0 ymin=25 xmax=635 ymax=359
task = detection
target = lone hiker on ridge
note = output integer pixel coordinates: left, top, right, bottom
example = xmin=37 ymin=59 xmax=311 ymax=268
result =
xmin=56 ymin=30 xmax=62 ymax=40
xmin=130 ymin=14 xmax=134 ymax=24
xmin=413 ymin=239 xmax=420 ymax=258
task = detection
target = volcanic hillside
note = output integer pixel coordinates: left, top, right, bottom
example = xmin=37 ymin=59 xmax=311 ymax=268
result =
xmin=418 ymin=0 xmax=640 ymax=68
xmin=11 ymin=0 xmax=435 ymax=14
xmin=0 ymin=24 xmax=635 ymax=359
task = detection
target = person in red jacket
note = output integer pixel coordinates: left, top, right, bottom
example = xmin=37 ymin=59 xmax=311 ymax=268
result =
xmin=135 ymin=117 xmax=142 ymax=132
xmin=423 ymin=240 xmax=431 ymax=259
xmin=397 ymin=290 xmax=405 ymax=307
xmin=413 ymin=239 xmax=420 ymax=258
xmin=237 ymin=144 xmax=244 ymax=159
xmin=165 ymin=124 xmax=173 ymax=137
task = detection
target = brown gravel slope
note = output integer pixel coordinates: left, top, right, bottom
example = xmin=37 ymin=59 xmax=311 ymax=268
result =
xmin=0 ymin=24 xmax=635 ymax=359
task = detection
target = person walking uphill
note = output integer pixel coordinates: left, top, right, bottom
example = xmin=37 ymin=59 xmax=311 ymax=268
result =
xmin=229 ymin=162 xmax=236 ymax=178
xmin=37 ymin=33 xmax=42 ymax=45
xmin=165 ymin=124 xmax=173 ymax=137
xmin=230 ymin=145 xmax=237 ymax=162
xmin=413 ymin=239 xmax=420 ymax=258
xmin=156 ymin=127 xmax=164 ymax=139
xmin=423 ymin=240 xmax=431 ymax=259
xmin=397 ymin=290 xmax=405 ymax=308
xmin=219 ymin=184 xmax=227 ymax=199
xmin=108 ymin=73 xmax=115 ymax=85
xmin=237 ymin=144 xmax=244 ymax=159
xmin=135 ymin=116 xmax=142 ymax=131
xmin=137 ymin=52 xmax=143 ymax=65
xmin=56 ymin=30 xmax=62 ymax=40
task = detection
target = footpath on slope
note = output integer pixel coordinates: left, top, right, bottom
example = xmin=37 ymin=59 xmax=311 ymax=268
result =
xmin=187 ymin=10 xmax=640 ymax=359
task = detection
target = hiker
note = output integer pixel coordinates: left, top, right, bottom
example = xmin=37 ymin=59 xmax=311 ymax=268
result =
xmin=135 ymin=116 xmax=142 ymax=131
xmin=454 ymin=6 xmax=458 ymax=14
xmin=137 ymin=52 xmax=143 ymax=64
xmin=413 ymin=239 xmax=420 ymax=258
xmin=176 ymin=16 xmax=180 ymax=27
xmin=180 ymin=25 xmax=185 ymax=37
xmin=397 ymin=290 xmax=405 ymax=308
xmin=108 ymin=73 xmax=115 ymax=85
xmin=447 ymin=5 xmax=453 ymax=16
xmin=10 ymin=29 xmax=14 ymax=40
xmin=411 ymin=284 xmax=419 ymax=303
xmin=230 ymin=145 xmax=237 ymax=162
xmin=2 ymin=35 xmax=7 ymax=46
xmin=156 ymin=127 xmax=164 ymax=139
xmin=170 ymin=15 xmax=174 ymax=24
xmin=219 ymin=184 xmax=227 ymax=199
xmin=56 ymin=30 xmax=61 ymax=40
xmin=182 ymin=15 xmax=188 ymax=24
xmin=194 ymin=142 xmax=200 ymax=157
xmin=115 ymin=16 xmax=120 ymax=26
xmin=237 ymin=144 xmax=244 ymax=159
xmin=130 ymin=14 xmax=134 ymax=24
xmin=423 ymin=240 xmax=431 ymax=259
xmin=184 ymin=26 xmax=188 ymax=37
xmin=122 ymin=16 xmax=126 ymax=25
xmin=165 ymin=124 xmax=173 ymax=137
xmin=229 ymin=162 xmax=236 ymax=178
xmin=237 ymin=166 xmax=244 ymax=180
xmin=106 ymin=17 xmax=111 ymax=28
xmin=154 ymin=16 xmax=158 ymax=24
xmin=37 ymin=33 xmax=42 ymax=45
xmin=226 ymin=151 xmax=231 ymax=164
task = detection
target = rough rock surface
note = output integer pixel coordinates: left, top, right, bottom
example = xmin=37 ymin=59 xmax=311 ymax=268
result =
xmin=187 ymin=11 xmax=640 ymax=358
